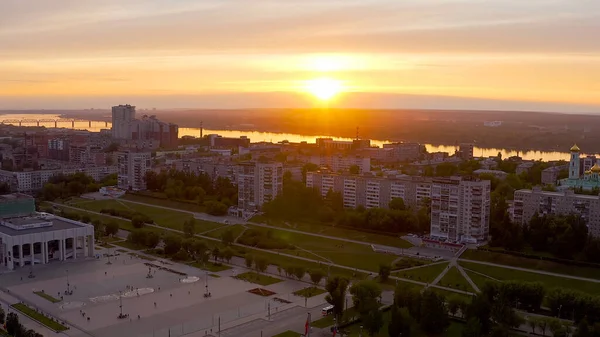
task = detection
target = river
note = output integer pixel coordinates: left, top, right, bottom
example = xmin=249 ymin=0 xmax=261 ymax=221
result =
xmin=0 ymin=113 xmax=572 ymax=162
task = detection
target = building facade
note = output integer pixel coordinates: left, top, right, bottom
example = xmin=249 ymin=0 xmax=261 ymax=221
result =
xmin=309 ymin=154 xmax=371 ymax=173
xmin=0 ymin=166 xmax=117 ymax=193
xmin=111 ymin=104 xmax=136 ymax=139
xmin=430 ymin=177 xmax=490 ymax=243
xmin=237 ymin=162 xmax=283 ymax=215
xmin=0 ymin=194 xmax=94 ymax=270
xmin=513 ymin=187 xmax=600 ymax=237
xmin=117 ymin=151 xmax=151 ymax=191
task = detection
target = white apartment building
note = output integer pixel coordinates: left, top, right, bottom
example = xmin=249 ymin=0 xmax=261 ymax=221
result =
xmin=430 ymin=177 xmax=490 ymax=243
xmin=0 ymin=166 xmax=117 ymax=193
xmin=513 ymin=188 xmax=600 ymax=237
xmin=306 ymin=172 xmax=432 ymax=210
xmin=117 ymin=151 xmax=151 ymax=191
xmin=310 ymin=154 xmax=371 ymax=173
xmin=236 ymin=162 xmax=283 ymax=215
xmin=0 ymin=194 xmax=94 ymax=271
xmin=112 ymin=104 xmax=136 ymax=139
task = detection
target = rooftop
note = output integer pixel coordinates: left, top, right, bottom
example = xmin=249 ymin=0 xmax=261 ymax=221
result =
xmin=0 ymin=214 xmax=84 ymax=236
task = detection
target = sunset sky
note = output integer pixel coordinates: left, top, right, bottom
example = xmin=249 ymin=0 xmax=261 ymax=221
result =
xmin=1 ymin=0 xmax=599 ymax=112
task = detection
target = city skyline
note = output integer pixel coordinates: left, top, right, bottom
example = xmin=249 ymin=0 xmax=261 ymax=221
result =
xmin=1 ymin=0 xmax=600 ymax=112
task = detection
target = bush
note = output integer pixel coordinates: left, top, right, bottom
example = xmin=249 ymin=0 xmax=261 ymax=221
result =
xmin=237 ymin=229 xmax=293 ymax=250
xmin=205 ymin=201 xmax=228 ymax=216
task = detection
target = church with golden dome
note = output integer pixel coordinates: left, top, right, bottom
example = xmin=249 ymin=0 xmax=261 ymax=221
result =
xmin=559 ymin=144 xmax=600 ymax=190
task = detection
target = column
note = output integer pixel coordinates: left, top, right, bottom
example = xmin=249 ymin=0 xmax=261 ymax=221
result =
xmin=62 ymin=239 xmax=66 ymax=260
xmin=82 ymin=236 xmax=87 ymax=258
xmin=8 ymin=245 xmax=15 ymax=270
xmin=88 ymin=235 xmax=94 ymax=257
xmin=18 ymin=244 xmax=24 ymax=267
xmin=58 ymin=239 xmax=63 ymax=261
xmin=72 ymin=236 xmax=77 ymax=259
xmin=42 ymin=241 xmax=48 ymax=264
xmin=30 ymin=243 xmax=34 ymax=266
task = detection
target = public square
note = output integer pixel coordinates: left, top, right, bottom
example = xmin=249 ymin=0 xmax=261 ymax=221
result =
xmin=1 ymin=248 xmax=321 ymax=337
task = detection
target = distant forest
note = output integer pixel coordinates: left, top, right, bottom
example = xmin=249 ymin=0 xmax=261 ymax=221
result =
xmin=10 ymin=108 xmax=600 ymax=152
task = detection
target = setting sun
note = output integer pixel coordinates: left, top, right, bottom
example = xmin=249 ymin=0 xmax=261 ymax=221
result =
xmin=304 ymin=78 xmax=344 ymax=101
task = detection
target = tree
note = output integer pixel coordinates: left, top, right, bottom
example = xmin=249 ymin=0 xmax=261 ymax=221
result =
xmin=325 ymin=276 xmax=349 ymax=321
xmin=245 ymin=254 xmax=253 ymax=268
xmin=447 ymin=295 xmax=464 ymax=317
xmin=254 ymin=256 xmax=268 ymax=274
xmin=419 ymin=289 xmax=448 ymax=335
xmin=388 ymin=307 xmax=412 ymax=337
xmin=574 ymin=318 xmax=591 ymax=337
xmin=132 ymin=215 xmax=145 ymax=228
xmin=378 ymin=264 xmax=391 ymax=283
xmin=192 ymin=240 xmax=208 ymax=259
xmin=301 ymin=163 xmax=319 ymax=182
xmin=389 ymin=197 xmax=406 ymax=211
xmin=212 ymin=247 xmax=221 ymax=262
xmin=349 ymin=165 xmax=360 ymax=174
xmin=548 ymin=318 xmax=568 ymax=337
xmin=350 ymin=280 xmax=382 ymax=315
xmin=183 ymin=218 xmax=195 ymax=237
xmin=362 ymin=308 xmax=383 ymax=336
xmin=205 ymin=201 xmax=228 ymax=216
xmin=222 ymin=247 xmax=234 ymax=263
xmin=466 ymin=294 xmax=493 ymax=335
xmin=537 ymin=317 xmax=549 ymax=337
xmin=6 ymin=312 xmax=20 ymax=336
xmin=163 ymin=234 xmax=182 ymax=255
xmin=145 ymin=231 xmax=160 ymax=248
xmin=0 ymin=305 xmax=4 ymax=325
xmin=462 ymin=318 xmax=483 ymax=337
xmin=293 ymin=266 xmax=306 ymax=281
xmin=173 ymin=248 xmax=189 ymax=261
xmin=105 ymin=221 xmax=119 ymax=236
xmin=308 ymin=269 xmax=325 ymax=287
xmin=221 ymin=229 xmax=235 ymax=246
xmin=527 ymin=317 xmax=538 ymax=335
xmin=81 ymin=214 xmax=91 ymax=223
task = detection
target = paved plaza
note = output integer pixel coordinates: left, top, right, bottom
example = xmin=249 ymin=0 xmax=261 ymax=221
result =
xmin=0 ymin=248 xmax=325 ymax=337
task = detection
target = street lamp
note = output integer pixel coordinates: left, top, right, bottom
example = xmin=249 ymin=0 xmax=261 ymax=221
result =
xmin=359 ymin=325 xmax=363 ymax=337
xmin=106 ymin=246 xmax=112 ymax=265
xmin=65 ymin=269 xmax=71 ymax=295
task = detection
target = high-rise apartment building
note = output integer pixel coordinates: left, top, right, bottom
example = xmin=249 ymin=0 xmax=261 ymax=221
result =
xmin=430 ymin=177 xmax=490 ymax=243
xmin=111 ymin=105 xmax=136 ymax=139
xmin=458 ymin=143 xmax=474 ymax=160
xmin=513 ymin=187 xmax=600 ymax=237
xmin=306 ymin=172 xmax=432 ymax=210
xmin=237 ymin=162 xmax=283 ymax=215
xmin=307 ymin=172 xmax=490 ymax=242
xmin=117 ymin=151 xmax=151 ymax=191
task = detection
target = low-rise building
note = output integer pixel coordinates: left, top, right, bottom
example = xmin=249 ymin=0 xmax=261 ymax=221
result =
xmin=0 ymin=194 xmax=94 ymax=270
xmin=0 ymin=166 xmax=117 ymax=193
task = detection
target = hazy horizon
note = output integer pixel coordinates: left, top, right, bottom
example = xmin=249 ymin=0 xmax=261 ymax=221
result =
xmin=1 ymin=0 xmax=599 ymax=112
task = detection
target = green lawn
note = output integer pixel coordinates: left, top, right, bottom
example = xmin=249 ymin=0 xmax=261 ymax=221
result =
xmin=463 ymin=269 xmax=498 ymax=290
xmin=312 ymin=308 xmax=358 ymax=328
xmin=33 ymin=291 xmax=61 ymax=303
xmin=292 ymin=287 xmax=326 ymax=298
xmin=205 ymin=224 xmax=246 ymax=241
xmin=45 ymin=203 xmax=135 ymax=232
xmin=190 ymin=261 xmax=232 ymax=272
xmin=438 ymin=267 xmax=476 ymax=293
xmin=252 ymin=216 xmax=413 ymax=249
xmin=431 ymin=288 xmax=474 ymax=302
xmin=11 ymin=303 xmax=68 ymax=331
xmin=461 ymin=249 xmax=600 ymax=280
xmin=121 ymin=193 xmax=207 ymax=213
xmin=252 ymin=225 xmax=397 ymax=272
xmin=272 ymin=331 xmax=301 ymax=337
xmin=233 ymin=246 xmax=367 ymax=280
xmin=234 ymin=272 xmax=282 ymax=286
xmin=460 ymin=261 xmax=600 ymax=295
xmin=394 ymin=262 xmax=449 ymax=283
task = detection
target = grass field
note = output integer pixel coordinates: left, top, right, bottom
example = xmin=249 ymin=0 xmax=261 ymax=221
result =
xmin=112 ymin=240 xmax=146 ymax=251
xmin=438 ymin=267 xmax=476 ymax=293
xmin=252 ymin=216 xmax=413 ymax=249
xmin=122 ymin=193 xmax=207 ymax=213
xmin=431 ymin=288 xmax=474 ymax=302
xmin=461 ymin=249 xmax=600 ymax=279
xmin=234 ymin=272 xmax=282 ymax=286
xmin=11 ymin=303 xmax=68 ymax=331
xmin=460 ymin=261 xmax=600 ymax=295
xmin=205 ymin=224 xmax=246 ymax=241
xmin=45 ymin=203 xmax=136 ymax=232
xmin=252 ymin=225 xmax=397 ymax=272
xmin=394 ymin=262 xmax=449 ymax=283
xmin=292 ymin=287 xmax=326 ymax=298
xmin=463 ymin=269 xmax=497 ymax=289
xmin=33 ymin=291 xmax=61 ymax=303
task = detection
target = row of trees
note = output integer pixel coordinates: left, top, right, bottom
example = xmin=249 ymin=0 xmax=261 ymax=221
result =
xmin=0 ymin=308 xmax=43 ymax=337
xmin=262 ymin=180 xmax=430 ymax=235
xmin=40 ymin=172 xmax=100 ymax=200
xmin=144 ymin=170 xmax=237 ymax=207
xmin=43 ymin=208 xmax=119 ymax=238
xmin=99 ymin=208 xmax=152 ymax=228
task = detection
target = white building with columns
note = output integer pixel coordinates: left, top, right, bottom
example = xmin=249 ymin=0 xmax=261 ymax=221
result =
xmin=0 ymin=194 xmax=94 ymax=271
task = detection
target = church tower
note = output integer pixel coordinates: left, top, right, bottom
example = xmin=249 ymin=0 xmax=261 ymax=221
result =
xmin=569 ymin=144 xmax=581 ymax=179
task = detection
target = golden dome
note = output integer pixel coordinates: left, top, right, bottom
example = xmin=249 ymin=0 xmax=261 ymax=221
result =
xmin=570 ymin=144 xmax=581 ymax=152
xmin=585 ymin=170 xmax=592 ymax=174
xmin=592 ymin=164 xmax=600 ymax=173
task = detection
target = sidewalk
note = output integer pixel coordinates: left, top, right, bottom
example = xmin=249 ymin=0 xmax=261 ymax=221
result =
xmin=0 ymin=290 xmax=64 ymax=336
